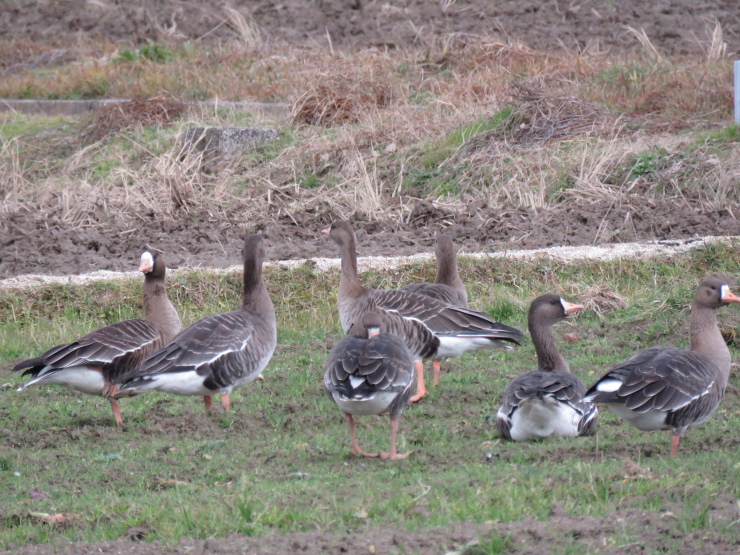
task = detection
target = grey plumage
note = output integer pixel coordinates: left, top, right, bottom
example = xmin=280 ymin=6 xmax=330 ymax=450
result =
xmin=12 ymin=251 xmax=180 ymax=426
xmin=13 ymin=319 xmax=168 ymax=386
xmin=323 ymin=312 xmax=415 ymax=459
xmin=112 ymin=234 xmax=276 ymax=411
xmin=324 ymin=320 xmax=415 ymax=420
xmin=496 ymin=294 xmax=597 ymax=441
xmin=584 ymin=277 xmax=740 ymax=456
xmin=401 ymin=234 xmax=468 ymax=308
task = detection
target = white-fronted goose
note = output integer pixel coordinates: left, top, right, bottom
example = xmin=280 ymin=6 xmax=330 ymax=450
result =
xmin=13 ymin=251 xmax=181 ymax=427
xmin=401 ymin=233 xmax=468 ymax=385
xmin=584 ymin=277 xmax=740 ymax=457
xmin=322 ymin=220 xmax=523 ymax=402
xmin=496 ymin=294 xmax=597 ymax=441
xmin=110 ymin=235 xmax=276 ymax=413
xmin=324 ymin=312 xmax=415 ymax=460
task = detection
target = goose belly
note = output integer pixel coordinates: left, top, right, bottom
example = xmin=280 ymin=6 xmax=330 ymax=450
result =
xmin=333 ymin=391 xmax=398 ymax=416
xmin=509 ymin=398 xmax=580 ymax=441
xmin=436 ymin=336 xmax=505 ymax=358
xmin=20 ymin=366 xmax=106 ymax=396
xmin=605 ymin=403 xmax=668 ymax=431
xmin=139 ymin=371 xmax=212 ymax=397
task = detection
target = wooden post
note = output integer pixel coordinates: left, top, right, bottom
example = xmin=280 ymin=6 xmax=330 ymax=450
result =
xmin=735 ymin=60 xmax=740 ymax=123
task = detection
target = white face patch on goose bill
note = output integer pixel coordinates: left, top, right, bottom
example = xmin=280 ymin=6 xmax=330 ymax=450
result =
xmin=139 ymin=251 xmax=154 ymax=273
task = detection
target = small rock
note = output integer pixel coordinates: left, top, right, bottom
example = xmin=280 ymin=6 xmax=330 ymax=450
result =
xmin=180 ymin=126 xmax=281 ymax=168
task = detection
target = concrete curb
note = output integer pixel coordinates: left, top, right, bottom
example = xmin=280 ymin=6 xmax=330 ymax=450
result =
xmin=1 ymin=236 xmax=736 ymax=290
xmin=0 ymin=99 xmax=291 ymax=118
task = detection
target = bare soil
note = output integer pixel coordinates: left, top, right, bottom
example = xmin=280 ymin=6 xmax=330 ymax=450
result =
xmin=2 ymin=197 xmax=740 ymax=279
xmin=6 ymin=500 xmax=740 ymax=554
xmin=1 ymin=0 xmax=739 ymax=55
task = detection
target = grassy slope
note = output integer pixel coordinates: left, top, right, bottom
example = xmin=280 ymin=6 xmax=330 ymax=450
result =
xmin=1 ymin=244 xmax=740 ymax=551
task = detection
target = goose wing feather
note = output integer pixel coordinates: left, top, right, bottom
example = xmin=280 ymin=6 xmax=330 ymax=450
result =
xmin=585 ymin=347 xmax=719 ymax=413
xmin=497 ymin=370 xmax=597 ymax=439
xmin=400 ymin=283 xmax=464 ymax=307
xmin=117 ymin=310 xmax=275 ymax=391
xmin=12 ymin=319 xmax=166 ymax=382
xmin=369 ymin=289 xmax=523 ymax=343
xmin=324 ymin=334 xmax=414 ymax=402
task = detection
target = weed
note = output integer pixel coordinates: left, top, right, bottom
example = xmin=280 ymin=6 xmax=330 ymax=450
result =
xmin=113 ymin=40 xmax=174 ymax=64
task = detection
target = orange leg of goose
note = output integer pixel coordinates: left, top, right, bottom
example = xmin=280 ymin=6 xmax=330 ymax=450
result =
xmin=221 ymin=394 xmax=230 ymax=412
xmin=670 ymin=434 xmax=680 ymax=458
xmin=409 ymin=361 xmax=427 ymax=403
xmin=109 ymin=400 xmax=123 ymax=428
xmin=380 ymin=417 xmax=413 ymax=460
xmin=345 ymin=415 xmax=378 ymax=458
xmin=432 ymin=361 xmax=441 ymax=386
xmin=204 ymin=396 xmax=213 ymax=413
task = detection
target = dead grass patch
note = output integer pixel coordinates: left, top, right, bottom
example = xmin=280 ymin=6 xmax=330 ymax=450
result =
xmin=570 ymin=281 xmax=628 ymax=317
xmin=83 ymin=98 xmax=186 ymax=142
xmin=291 ymin=74 xmax=393 ymax=127
xmin=506 ymin=80 xmax=618 ymax=144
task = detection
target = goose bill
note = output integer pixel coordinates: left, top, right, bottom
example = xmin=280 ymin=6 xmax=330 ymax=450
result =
xmin=561 ymin=300 xmax=584 ymax=315
xmin=720 ymin=285 xmax=740 ymax=303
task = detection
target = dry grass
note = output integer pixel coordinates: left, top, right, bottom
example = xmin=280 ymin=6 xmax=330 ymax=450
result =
xmin=291 ymin=60 xmax=396 ymax=127
xmin=505 ymin=80 xmax=618 ymax=143
xmin=84 ymin=98 xmax=187 ymax=142
xmin=0 ymin=35 xmax=738 ymax=233
xmin=570 ymin=281 xmax=628 ymax=317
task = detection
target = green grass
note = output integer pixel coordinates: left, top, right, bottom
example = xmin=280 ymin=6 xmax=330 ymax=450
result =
xmin=1 ymin=244 xmax=740 ymax=550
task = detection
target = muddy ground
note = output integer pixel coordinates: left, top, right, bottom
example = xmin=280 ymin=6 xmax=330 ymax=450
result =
xmin=6 ymin=502 xmax=740 ymax=554
xmin=2 ymin=197 xmax=740 ymax=279
xmin=2 ymin=0 xmax=739 ymax=55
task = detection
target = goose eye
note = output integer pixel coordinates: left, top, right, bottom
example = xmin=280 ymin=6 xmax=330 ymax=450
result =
xmin=710 ymin=285 xmax=717 ymax=290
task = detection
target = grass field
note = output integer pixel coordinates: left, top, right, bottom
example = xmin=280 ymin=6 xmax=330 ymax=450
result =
xmin=2 ymin=242 xmax=740 ymax=552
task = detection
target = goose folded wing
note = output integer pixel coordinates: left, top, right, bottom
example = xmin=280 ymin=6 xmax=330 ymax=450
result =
xmin=324 ymin=336 xmax=412 ymax=398
xmin=129 ymin=312 xmax=255 ymax=380
xmin=13 ymin=319 xmax=164 ymax=380
xmin=400 ymin=283 xmax=462 ymax=307
xmin=370 ymin=289 xmax=522 ymax=342
xmin=586 ymin=347 xmax=718 ymax=413
xmin=501 ymin=371 xmax=587 ymax=416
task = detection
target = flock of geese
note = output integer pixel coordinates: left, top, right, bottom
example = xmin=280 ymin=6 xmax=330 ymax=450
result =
xmin=11 ymin=220 xmax=740 ymax=460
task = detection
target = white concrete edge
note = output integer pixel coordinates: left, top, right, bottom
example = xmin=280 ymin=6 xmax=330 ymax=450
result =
xmin=1 ymin=235 xmax=737 ymax=290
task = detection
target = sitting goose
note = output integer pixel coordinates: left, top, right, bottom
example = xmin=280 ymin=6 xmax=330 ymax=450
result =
xmin=496 ymin=294 xmax=597 ymax=441
xmin=401 ymin=234 xmax=468 ymax=386
xmin=322 ymin=220 xmax=523 ymax=402
xmin=110 ymin=235 xmax=276 ymax=413
xmin=13 ymin=251 xmax=181 ymax=427
xmin=584 ymin=277 xmax=740 ymax=457
xmin=324 ymin=312 xmax=415 ymax=460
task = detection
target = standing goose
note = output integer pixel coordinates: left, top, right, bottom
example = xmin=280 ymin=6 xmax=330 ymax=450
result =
xmin=402 ymin=234 xmax=468 ymax=308
xmin=110 ymin=234 xmax=276 ymax=413
xmin=401 ymin=234 xmax=468 ymax=386
xmin=322 ymin=220 xmax=523 ymax=402
xmin=324 ymin=312 xmax=415 ymax=460
xmin=13 ymin=251 xmax=181 ymax=427
xmin=496 ymin=294 xmax=597 ymax=441
xmin=584 ymin=277 xmax=740 ymax=457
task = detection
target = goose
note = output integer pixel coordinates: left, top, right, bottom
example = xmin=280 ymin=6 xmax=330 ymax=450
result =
xmin=584 ymin=277 xmax=740 ymax=457
xmin=12 ymin=251 xmax=181 ymax=427
xmin=401 ymin=233 xmax=468 ymax=386
xmin=324 ymin=312 xmax=415 ymax=460
xmin=401 ymin=234 xmax=468 ymax=308
xmin=496 ymin=294 xmax=597 ymax=441
xmin=322 ymin=220 xmax=523 ymax=402
xmin=109 ymin=234 xmax=276 ymax=413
